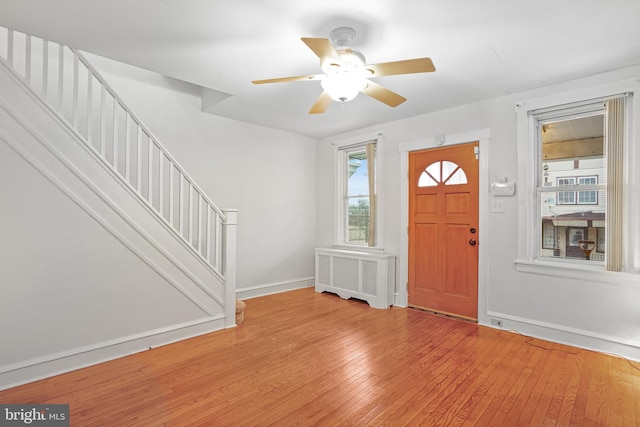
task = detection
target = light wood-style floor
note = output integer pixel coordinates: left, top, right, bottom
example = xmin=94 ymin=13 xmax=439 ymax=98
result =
xmin=1 ymin=287 xmax=639 ymax=426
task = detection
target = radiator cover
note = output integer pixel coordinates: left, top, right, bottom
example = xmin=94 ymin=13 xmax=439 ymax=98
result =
xmin=314 ymin=248 xmax=396 ymax=309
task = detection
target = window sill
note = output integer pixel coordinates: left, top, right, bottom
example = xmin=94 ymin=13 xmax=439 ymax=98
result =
xmin=514 ymin=258 xmax=639 ymax=287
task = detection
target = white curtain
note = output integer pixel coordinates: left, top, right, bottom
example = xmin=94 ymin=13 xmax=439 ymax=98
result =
xmin=605 ymin=97 xmax=625 ymax=271
xmin=366 ymin=143 xmax=376 ymax=247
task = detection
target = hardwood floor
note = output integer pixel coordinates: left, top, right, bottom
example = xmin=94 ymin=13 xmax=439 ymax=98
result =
xmin=1 ymin=287 xmax=639 ymax=426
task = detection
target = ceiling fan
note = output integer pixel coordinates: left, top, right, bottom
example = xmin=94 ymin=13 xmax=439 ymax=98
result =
xmin=252 ymin=27 xmax=436 ymax=114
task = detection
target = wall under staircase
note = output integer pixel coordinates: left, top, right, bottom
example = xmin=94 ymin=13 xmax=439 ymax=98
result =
xmin=0 ymin=28 xmax=237 ymax=390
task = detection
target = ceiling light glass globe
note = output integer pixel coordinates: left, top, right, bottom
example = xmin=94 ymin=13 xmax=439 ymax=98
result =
xmin=321 ymin=73 xmax=367 ymax=102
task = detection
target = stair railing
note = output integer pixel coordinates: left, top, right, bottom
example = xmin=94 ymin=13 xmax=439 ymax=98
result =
xmin=0 ymin=27 xmax=231 ymax=280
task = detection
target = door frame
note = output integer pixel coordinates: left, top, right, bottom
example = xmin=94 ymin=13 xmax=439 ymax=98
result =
xmin=398 ymin=129 xmax=490 ymax=322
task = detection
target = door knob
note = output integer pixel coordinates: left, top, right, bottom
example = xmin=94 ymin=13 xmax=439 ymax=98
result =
xmin=469 ymin=239 xmax=477 ymax=246
xmin=470 ymin=227 xmax=477 ymax=234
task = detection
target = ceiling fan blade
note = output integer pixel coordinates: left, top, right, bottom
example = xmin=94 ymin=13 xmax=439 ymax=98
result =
xmin=309 ymin=91 xmax=332 ymax=114
xmin=366 ymin=57 xmax=435 ymax=77
xmin=301 ymin=37 xmax=342 ymax=64
xmin=252 ymin=74 xmax=323 ymax=84
xmin=361 ymin=80 xmax=407 ymax=107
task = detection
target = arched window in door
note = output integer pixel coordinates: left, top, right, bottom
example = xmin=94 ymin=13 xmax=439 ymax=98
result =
xmin=418 ymin=160 xmax=468 ymax=187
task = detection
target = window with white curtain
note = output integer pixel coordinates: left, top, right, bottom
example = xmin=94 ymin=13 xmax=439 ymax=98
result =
xmin=333 ymin=132 xmax=384 ymax=248
xmin=516 ymin=82 xmax=639 ymax=277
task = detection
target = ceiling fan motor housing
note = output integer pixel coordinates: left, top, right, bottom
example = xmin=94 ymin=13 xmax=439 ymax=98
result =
xmin=330 ymin=27 xmax=356 ymax=47
xmin=320 ymin=27 xmax=366 ymax=73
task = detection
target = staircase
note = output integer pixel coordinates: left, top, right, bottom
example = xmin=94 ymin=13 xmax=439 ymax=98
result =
xmin=0 ymin=27 xmax=237 ymax=389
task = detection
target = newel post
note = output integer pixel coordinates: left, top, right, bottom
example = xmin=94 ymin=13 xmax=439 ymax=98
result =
xmin=222 ymin=209 xmax=238 ymax=328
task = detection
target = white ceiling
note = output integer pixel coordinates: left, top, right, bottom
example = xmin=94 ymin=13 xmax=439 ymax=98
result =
xmin=1 ymin=0 xmax=640 ymax=139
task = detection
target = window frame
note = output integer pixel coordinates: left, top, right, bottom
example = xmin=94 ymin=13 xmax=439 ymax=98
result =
xmin=333 ymin=131 xmax=385 ymax=250
xmin=515 ymin=78 xmax=640 ymax=282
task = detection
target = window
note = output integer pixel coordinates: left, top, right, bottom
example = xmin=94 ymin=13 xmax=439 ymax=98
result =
xmin=345 ymin=147 xmax=373 ymax=244
xmin=557 ymin=177 xmax=576 ymax=204
xmin=542 ymin=221 xmax=557 ymax=250
xmin=538 ymin=111 xmax=607 ymax=263
xmin=577 ymin=176 xmax=598 ymax=204
xmin=517 ymin=81 xmax=639 ymax=276
xmin=597 ymin=227 xmax=605 ymax=253
xmin=556 ymin=176 xmax=598 ymax=205
xmin=418 ymin=160 xmax=468 ymax=187
xmin=334 ymin=132 xmax=384 ymax=248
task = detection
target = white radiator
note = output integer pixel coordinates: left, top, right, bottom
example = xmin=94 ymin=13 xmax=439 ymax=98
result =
xmin=314 ymin=248 xmax=396 ymax=309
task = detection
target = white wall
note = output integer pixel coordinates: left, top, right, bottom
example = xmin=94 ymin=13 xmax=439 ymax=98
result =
xmin=316 ymin=65 xmax=640 ymax=360
xmin=0 ymin=141 xmax=209 ymax=365
xmin=85 ymin=54 xmax=318 ymax=294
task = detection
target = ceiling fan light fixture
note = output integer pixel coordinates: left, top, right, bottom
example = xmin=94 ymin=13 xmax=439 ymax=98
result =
xmin=321 ymin=72 xmax=367 ymax=103
xmin=252 ymin=27 xmax=435 ymax=114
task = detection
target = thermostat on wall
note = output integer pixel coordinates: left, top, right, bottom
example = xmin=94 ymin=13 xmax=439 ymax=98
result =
xmin=491 ymin=177 xmax=516 ymax=196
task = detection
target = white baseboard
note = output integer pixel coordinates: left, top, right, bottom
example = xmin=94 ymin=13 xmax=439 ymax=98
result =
xmin=394 ymin=292 xmax=407 ymax=308
xmin=237 ymin=277 xmax=314 ymax=300
xmin=483 ymin=311 xmax=640 ymax=362
xmin=0 ymin=316 xmax=226 ymax=391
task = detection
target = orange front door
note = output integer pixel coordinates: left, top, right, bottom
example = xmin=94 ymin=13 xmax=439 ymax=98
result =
xmin=408 ymin=142 xmax=479 ymax=320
